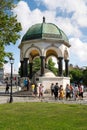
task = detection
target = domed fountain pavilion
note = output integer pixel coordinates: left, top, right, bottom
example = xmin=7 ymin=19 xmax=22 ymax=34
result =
xmin=19 ymin=17 xmax=71 ymax=90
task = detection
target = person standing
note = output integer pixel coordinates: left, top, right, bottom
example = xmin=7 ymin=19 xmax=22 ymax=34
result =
xmin=80 ymin=83 xmax=84 ymax=99
xmin=65 ymin=84 xmax=71 ymax=100
xmin=50 ymin=83 xmax=54 ymax=96
xmin=26 ymin=78 xmax=30 ymax=91
xmin=39 ymin=84 xmax=44 ymax=98
xmin=70 ymin=84 xmax=74 ymax=98
xmin=31 ymin=83 xmax=35 ymax=95
xmin=78 ymin=83 xmax=84 ymax=99
xmin=23 ymin=78 xmax=29 ymax=91
xmin=34 ymin=84 xmax=37 ymax=97
xmin=59 ymin=85 xmax=65 ymax=100
xmin=54 ymin=83 xmax=59 ymax=100
xmin=5 ymin=81 xmax=9 ymax=94
xmin=73 ymin=84 xmax=79 ymax=100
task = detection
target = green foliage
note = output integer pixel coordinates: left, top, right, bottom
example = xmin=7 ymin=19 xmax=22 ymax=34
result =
xmin=82 ymin=67 xmax=87 ymax=86
xmin=0 ymin=45 xmax=5 ymax=68
xmin=31 ymin=57 xmax=57 ymax=76
xmin=32 ymin=58 xmax=41 ymax=74
xmin=0 ymin=102 xmax=87 ymax=130
xmin=69 ymin=67 xmax=83 ymax=84
xmin=0 ymin=0 xmax=22 ymax=67
xmin=48 ymin=58 xmax=58 ymax=75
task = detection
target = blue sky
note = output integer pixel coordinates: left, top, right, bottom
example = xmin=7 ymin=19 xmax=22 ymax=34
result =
xmin=5 ymin=0 xmax=87 ymax=73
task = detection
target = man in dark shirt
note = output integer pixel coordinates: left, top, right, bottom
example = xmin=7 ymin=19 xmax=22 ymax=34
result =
xmin=54 ymin=83 xmax=59 ymax=100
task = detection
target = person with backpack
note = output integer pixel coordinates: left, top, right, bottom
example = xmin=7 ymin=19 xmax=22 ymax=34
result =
xmin=65 ymin=84 xmax=71 ymax=100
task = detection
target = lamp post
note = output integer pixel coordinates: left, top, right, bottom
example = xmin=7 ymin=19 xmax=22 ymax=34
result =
xmin=9 ymin=56 xmax=14 ymax=103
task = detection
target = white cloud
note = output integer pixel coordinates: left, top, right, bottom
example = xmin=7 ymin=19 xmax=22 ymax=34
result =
xmin=36 ymin=0 xmax=87 ymax=14
xmin=55 ymin=17 xmax=82 ymax=37
xmin=71 ymin=1 xmax=87 ymax=27
xmin=13 ymin=0 xmax=85 ymax=38
xmin=9 ymin=0 xmax=87 ymax=71
xmin=13 ymin=1 xmax=31 ymax=34
xmin=70 ymin=38 xmax=87 ymax=63
xmin=13 ymin=1 xmax=57 ymax=35
xmin=36 ymin=0 xmax=87 ymax=27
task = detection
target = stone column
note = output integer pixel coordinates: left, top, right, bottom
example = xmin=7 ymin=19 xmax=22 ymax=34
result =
xmin=65 ymin=59 xmax=69 ymax=77
xmin=29 ymin=62 xmax=33 ymax=79
xmin=45 ymin=59 xmax=48 ymax=68
xmin=23 ymin=58 xmax=28 ymax=77
xmin=40 ymin=56 xmax=45 ymax=76
xmin=45 ymin=63 xmax=48 ymax=69
xmin=58 ymin=57 xmax=63 ymax=76
xmin=20 ymin=60 xmax=24 ymax=77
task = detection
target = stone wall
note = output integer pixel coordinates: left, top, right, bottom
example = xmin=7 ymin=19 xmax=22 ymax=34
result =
xmin=36 ymin=76 xmax=70 ymax=92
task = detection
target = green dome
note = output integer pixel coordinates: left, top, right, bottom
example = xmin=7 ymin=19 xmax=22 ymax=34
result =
xmin=22 ymin=20 xmax=69 ymax=44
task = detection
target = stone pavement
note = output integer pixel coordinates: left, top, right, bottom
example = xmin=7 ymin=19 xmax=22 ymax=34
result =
xmin=0 ymin=85 xmax=87 ymax=104
xmin=0 ymin=92 xmax=87 ymax=105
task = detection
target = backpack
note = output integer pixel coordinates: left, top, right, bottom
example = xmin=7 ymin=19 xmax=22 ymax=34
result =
xmin=54 ymin=85 xmax=58 ymax=92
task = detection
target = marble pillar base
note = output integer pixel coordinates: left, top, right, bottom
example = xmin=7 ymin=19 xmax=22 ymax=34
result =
xmin=35 ymin=76 xmax=70 ymax=92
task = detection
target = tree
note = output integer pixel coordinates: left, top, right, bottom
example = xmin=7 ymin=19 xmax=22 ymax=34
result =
xmin=48 ymin=58 xmax=58 ymax=76
xmin=0 ymin=45 xmax=5 ymax=68
xmin=32 ymin=57 xmax=57 ymax=76
xmin=69 ymin=68 xmax=83 ymax=84
xmin=82 ymin=67 xmax=87 ymax=86
xmin=0 ymin=0 xmax=22 ymax=67
xmin=32 ymin=58 xmax=41 ymax=75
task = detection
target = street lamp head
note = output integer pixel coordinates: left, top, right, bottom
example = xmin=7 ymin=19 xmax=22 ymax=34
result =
xmin=9 ymin=56 xmax=14 ymax=64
